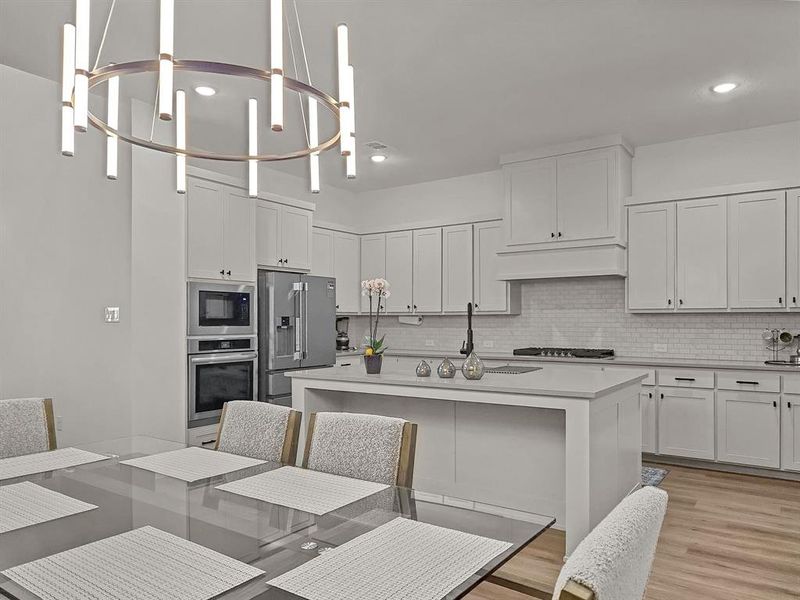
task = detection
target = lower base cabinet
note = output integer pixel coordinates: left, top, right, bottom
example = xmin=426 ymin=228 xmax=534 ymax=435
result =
xmin=641 ymin=387 xmax=657 ymax=453
xmin=658 ymin=387 xmax=715 ymax=460
xmin=781 ymin=395 xmax=800 ymax=472
xmin=716 ymin=391 xmax=780 ymax=468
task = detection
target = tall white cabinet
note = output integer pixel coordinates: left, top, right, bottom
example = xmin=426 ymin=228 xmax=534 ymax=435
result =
xmin=333 ymin=232 xmax=361 ymax=314
xmin=676 ymin=198 xmax=727 ymax=310
xmin=360 ymin=234 xmax=387 ymax=313
xmin=187 ymin=179 xmax=255 ymax=282
xmin=627 ymin=203 xmax=675 ymax=310
xmin=442 ymin=225 xmax=473 ymax=312
xmin=413 ymin=228 xmax=443 ymax=313
xmin=385 ymin=231 xmax=414 ymax=313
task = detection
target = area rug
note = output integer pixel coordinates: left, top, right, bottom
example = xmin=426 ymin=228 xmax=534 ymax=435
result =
xmin=642 ymin=466 xmax=669 ymax=487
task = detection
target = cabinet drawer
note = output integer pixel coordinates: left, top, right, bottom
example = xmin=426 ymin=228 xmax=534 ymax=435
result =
xmin=717 ymin=371 xmax=780 ymax=393
xmin=658 ymin=368 xmax=714 ymax=389
xmin=783 ymin=377 xmax=800 ymax=395
xmin=600 ymin=366 xmax=655 ymax=385
xmin=187 ymin=424 xmax=219 ymax=449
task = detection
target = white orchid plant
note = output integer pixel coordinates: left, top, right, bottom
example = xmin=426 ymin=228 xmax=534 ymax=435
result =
xmin=361 ymin=278 xmax=391 ymax=356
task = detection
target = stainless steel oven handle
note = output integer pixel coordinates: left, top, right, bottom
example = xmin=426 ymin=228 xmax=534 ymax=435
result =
xmin=190 ymin=352 xmax=257 ymax=365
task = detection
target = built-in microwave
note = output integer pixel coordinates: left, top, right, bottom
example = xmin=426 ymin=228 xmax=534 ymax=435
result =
xmin=188 ymin=282 xmax=256 ymax=337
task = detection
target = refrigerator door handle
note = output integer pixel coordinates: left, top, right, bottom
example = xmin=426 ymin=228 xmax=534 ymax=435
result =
xmin=292 ymin=281 xmax=303 ymax=360
xmin=303 ymin=282 xmax=309 ymax=360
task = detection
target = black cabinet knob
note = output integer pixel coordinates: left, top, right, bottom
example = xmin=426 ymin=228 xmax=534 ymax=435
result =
xmin=219 ymin=269 xmax=225 ymax=275
xmin=667 ymin=299 xmax=672 ymax=305
xmin=336 ymin=304 xmax=340 ymax=309
xmin=773 ymin=400 xmax=778 ymax=408
xmin=413 ymin=305 xmax=417 ymax=310
xmin=557 ymin=232 xmax=562 ymax=238
xmin=779 ymin=297 xmax=783 ymax=305
xmin=226 ymin=270 xmax=231 ymax=276
xmin=679 ymin=299 xmax=684 ymax=306
xmin=550 ymin=232 xmax=555 ymax=238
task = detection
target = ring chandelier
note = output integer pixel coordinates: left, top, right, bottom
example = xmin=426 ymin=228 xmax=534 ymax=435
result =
xmin=60 ymin=0 xmax=357 ymax=195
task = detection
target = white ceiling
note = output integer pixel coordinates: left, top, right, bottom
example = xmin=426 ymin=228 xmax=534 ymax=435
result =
xmin=2 ymin=0 xmax=799 ymax=193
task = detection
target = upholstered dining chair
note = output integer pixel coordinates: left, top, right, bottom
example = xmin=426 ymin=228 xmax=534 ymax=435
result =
xmin=0 ymin=398 xmax=57 ymax=459
xmin=214 ymin=401 xmax=302 ymax=464
xmin=551 ymin=486 xmax=668 ymax=600
xmin=302 ymin=412 xmax=418 ymax=487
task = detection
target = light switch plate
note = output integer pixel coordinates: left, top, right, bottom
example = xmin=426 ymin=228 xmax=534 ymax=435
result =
xmin=425 ymin=339 xmax=435 ymax=347
xmin=653 ymin=343 xmax=668 ymax=353
xmin=104 ymin=306 xmax=120 ymax=323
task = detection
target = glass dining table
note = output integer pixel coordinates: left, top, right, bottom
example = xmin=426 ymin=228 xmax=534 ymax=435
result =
xmin=0 ymin=436 xmax=554 ymax=600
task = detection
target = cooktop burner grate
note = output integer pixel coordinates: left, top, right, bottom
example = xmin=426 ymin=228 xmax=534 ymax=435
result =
xmin=512 ymin=347 xmax=615 ymax=359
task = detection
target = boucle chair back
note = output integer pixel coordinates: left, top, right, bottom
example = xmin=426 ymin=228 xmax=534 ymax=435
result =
xmin=553 ymin=486 xmax=668 ymax=600
xmin=214 ymin=401 xmax=302 ymax=464
xmin=0 ymin=398 xmax=57 ymax=459
xmin=302 ymin=412 xmax=417 ymax=487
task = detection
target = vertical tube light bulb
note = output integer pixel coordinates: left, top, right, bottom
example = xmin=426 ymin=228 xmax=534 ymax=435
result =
xmin=106 ymin=74 xmax=119 ymax=179
xmin=73 ymin=0 xmax=90 ymax=132
xmin=176 ymin=90 xmax=186 ymax=194
xmin=61 ymin=23 xmax=76 ymax=156
xmin=248 ymin=98 xmax=258 ymax=197
xmin=308 ymin=97 xmax=320 ymax=193
xmin=337 ymin=23 xmax=351 ymax=156
xmin=270 ymin=0 xmax=283 ymax=131
xmin=159 ymin=0 xmax=174 ymax=120
xmin=345 ymin=64 xmax=356 ymax=175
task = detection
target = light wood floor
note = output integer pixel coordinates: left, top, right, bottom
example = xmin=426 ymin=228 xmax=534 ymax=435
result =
xmin=466 ymin=463 xmax=800 ymax=600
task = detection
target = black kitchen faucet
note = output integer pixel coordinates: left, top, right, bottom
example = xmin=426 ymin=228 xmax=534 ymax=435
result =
xmin=459 ymin=302 xmax=474 ymax=355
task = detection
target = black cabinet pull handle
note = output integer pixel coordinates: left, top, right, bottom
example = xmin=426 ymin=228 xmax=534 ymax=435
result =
xmin=475 ymin=304 xmax=479 ymax=309
xmin=219 ymin=269 xmax=225 ymax=275
xmin=340 ymin=362 xmax=352 ymax=367
xmin=679 ymin=299 xmax=684 ymax=306
xmin=779 ymin=297 xmax=783 ymax=304
xmin=201 ymin=439 xmax=216 ymax=447
xmin=648 ymin=392 xmax=653 ymax=398
xmin=557 ymin=231 xmax=563 ymax=238
xmin=413 ymin=305 xmax=417 ymax=310
xmin=736 ymin=380 xmax=759 ymax=385
xmin=550 ymin=232 xmax=555 ymax=238
xmin=794 ymin=297 xmax=797 ymax=304
xmin=336 ymin=304 xmax=340 ymax=309
xmin=226 ymin=270 xmax=231 ymax=276
xmin=660 ymin=393 xmax=664 ymax=399
xmin=667 ymin=299 xmax=672 ymax=305
xmin=773 ymin=400 xmax=778 ymax=408
xmin=789 ymin=401 xmax=793 ymax=409
xmin=407 ymin=305 xmax=411 ymax=310
xmin=674 ymin=377 xmax=695 ymax=382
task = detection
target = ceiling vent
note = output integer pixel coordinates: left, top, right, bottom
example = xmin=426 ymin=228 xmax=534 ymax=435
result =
xmin=364 ymin=140 xmax=390 ymax=151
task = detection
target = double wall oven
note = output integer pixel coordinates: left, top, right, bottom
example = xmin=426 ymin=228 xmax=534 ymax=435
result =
xmin=188 ymin=282 xmax=257 ymax=428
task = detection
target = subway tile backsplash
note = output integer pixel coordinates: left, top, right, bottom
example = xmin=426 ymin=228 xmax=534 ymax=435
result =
xmin=349 ymin=277 xmax=800 ymax=362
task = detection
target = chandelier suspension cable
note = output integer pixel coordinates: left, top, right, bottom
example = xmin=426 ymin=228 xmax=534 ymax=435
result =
xmin=286 ymin=9 xmax=309 ymax=147
xmin=92 ymin=0 xmax=117 ymax=71
xmin=149 ymin=83 xmax=160 ymax=143
xmin=292 ymin=0 xmax=313 ymax=86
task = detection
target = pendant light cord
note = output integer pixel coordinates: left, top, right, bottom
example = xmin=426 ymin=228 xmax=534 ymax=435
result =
xmin=92 ymin=0 xmax=117 ymax=71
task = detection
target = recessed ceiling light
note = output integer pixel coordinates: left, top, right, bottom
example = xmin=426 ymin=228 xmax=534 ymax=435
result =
xmin=194 ymin=86 xmax=216 ymax=97
xmin=711 ymin=82 xmax=738 ymax=94
xmin=370 ymin=153 xmax=387 ymax=163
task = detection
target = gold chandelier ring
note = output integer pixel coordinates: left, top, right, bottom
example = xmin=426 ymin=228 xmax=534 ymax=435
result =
xmin=86 ymin=59 xmax=341 ymax=162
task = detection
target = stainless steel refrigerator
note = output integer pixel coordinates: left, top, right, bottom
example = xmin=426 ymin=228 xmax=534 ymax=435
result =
xmin=258 ymin=270 xmax=337 ymax=406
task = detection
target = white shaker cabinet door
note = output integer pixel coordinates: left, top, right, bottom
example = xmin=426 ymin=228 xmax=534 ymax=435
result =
xmin=384 ymin=230 xmax=414 ymax=313
xmin=333 ymin=232 xmax=360 ymax=313
xmin=727 ymin=191 xmax=786 ymax=309
xmin=187 ymin=179 xmax=225 ymax=280
xmin=784 ymin=189 xmax=800 ymax=308
xmin=311 ymin=228 xmax=335 ymax=277
xmin=556 ymin=148 xmax=615 ymax=242
xmin=473 ymin=221 xmax=508 ymax=313
xmin=360 ymin=233 xmax=386 ymax=313
xmin=676 ymin=198 xmax=727 ymax=309
xmin=782 ymin=396 xmax=800 ymax=472
xmin=716 ymin=391 xmax=780 ymax=468
xmin=256 ymin=200 xmax=281 ymax=268
xmin=627 ymin=203 xmax=675 ymax=310
xmin=442 ymin=224 xmax=473 ymax=312
xmin=281 ymin=205 xmax=312 ymax=271
xmin=413 ymin=228 xmax=443 ymax=313
xmin=658 ymin=387 xmax=715 ymax=460
xmin=223 ymin=189 xmax=256 ymax=282
xmin=504 ymin=158 xmax=557 ymax=245
xmin=641 ymin=387 xmax=657 ymax=453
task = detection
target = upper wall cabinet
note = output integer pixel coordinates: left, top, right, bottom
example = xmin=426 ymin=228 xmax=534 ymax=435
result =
xmin=627 ymin=203 xmax=675 ymax=310
xmin=311 ymin=228 xmax=335 ymax=278
xmin=413 ymin=228 xmax=443 ymax=313
xmin=728 ymin=191 xmax=786 ymax=309
xmin=442 ymin=225 xmax=473 ymax=312
xmin=360 ymin=233 xmax=387 ymax=313
xmin=473 ymin=221 xmax=520 ymax=314
xmin=676 ymin=198 xmax=727 ymax=310
xmin=256 ymin=200 xmax=312 ymax=272
xmin=187 ymin=179 xmax=255 ymax=282
xmin=311 ymin=227 xmax=360 ymax=313
xmin=497 ymin=137 xmax=632 ymax=280
xmin=385 ymin=231 xmax=414 ymax=313
xmin=787 ymin=188 xmax=800 ymax=309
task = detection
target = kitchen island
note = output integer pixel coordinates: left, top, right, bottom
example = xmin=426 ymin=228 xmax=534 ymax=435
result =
xmin=288 ymin=362 xmax=647 ymax=554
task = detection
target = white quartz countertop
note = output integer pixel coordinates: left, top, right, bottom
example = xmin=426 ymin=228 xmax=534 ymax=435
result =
xmin=287 ymin=363 xmax=648 ymax=399
xmin=336 ymin=348 xmax=800 ymax=373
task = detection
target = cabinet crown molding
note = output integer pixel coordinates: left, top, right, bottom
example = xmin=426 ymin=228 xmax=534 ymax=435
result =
xmin=500 ymin=134 xmax=633 ymax=166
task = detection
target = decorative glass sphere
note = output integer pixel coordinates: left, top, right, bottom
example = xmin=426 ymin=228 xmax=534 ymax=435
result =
xmin=416 ymin=360 xmax=432 ymax=377
xmin=461 ymin=352 xmax=485 ymax=380
xmin=437 ymin=357 xmax=456 ymax=378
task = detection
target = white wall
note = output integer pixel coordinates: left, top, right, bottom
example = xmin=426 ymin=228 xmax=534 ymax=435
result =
xmin=354 ymin=170 xmax=503 ymax=232
xmin=632 ymin=120 xmax=800 ymax=200
xmin=0 ymin=65 xmax=133 ymax=445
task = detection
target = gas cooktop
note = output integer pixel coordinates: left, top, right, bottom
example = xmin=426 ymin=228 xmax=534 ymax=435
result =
xmin=513 ymin=347 xmax=615 ymax=359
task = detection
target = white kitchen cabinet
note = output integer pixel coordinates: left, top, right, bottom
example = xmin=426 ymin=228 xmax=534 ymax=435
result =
xmin=658 ymin=387 xmax=715 ymax=460
xmin=781 ymin=396 xmax=800 ymax=472
xmin=556 ymin=148 xmax=616 ymax=242
xmin=716 ymin=391 xmax=780 ymax=468
xmin=442 ymin=225 xmax=473 ymax=312
xmin=473 ymin=221 xmax=518 ymax=314
xmin=311 ymin=228 xmax=335 ymax=277
xmin=360 ymin=233 xmax=386 ymax=313
xmin=676 ymin=198 xmax=727 ymax=310
xmin=385 ymin=230 xmax=414 ymax=313
xmin=256 ymin=200 xmax=312 ymax=272
xmin=504 ymin=158 xmax=557 ymax=245
xmin=187 ymin=180 xmax=225 ymax=280
xmin=641 ymin=386 xmax=657 ymax=454
xmin=727 ymin=191 xmax=786 ymax=309
xmin=333 ymin=232 xmax=361 ymax=314
xmin=627 ymin=203 xmax=676 ymax=310
xmin=187 ymin=180 xmax=255 ymax=282
xmin=413 ymin=228 xmax=443 ymax=313
xmin=784 ymin=189 xmax=800 ymax=309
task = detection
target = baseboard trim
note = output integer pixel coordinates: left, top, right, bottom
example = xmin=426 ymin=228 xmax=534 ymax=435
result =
xmin=643 ymin=454 xmax=800 ymax=482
